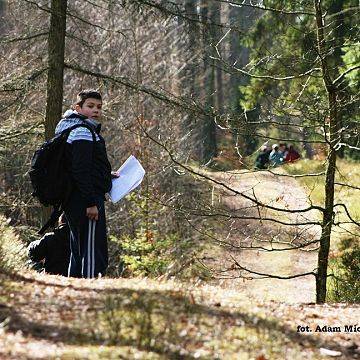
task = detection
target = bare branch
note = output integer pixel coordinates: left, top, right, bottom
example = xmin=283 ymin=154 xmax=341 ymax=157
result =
xmin=212 ymin=55 xmax=321 ymax=81
xmin=334 ymin=65 xmax=360 ymax=85
xmin=335 ymin=142 xmax=360 ymax=152
xmin=218 ymin=0 xmax=315 ymax=16
xmin=230 ymin=255 xmax=316 ymax=279
xmin=0 ymin=68 xmax=47 ymax=92
xmin=251 ymin=132 xmax=326 ymax=144
xmin=0 ymin=31 xmax=48 ymax=43
xmin=334 ymin=182 xmax=360 ymax=191
xmin=1 ymin=122 xmax=43 ymax=141
xmin=333 ymin=203 xmax=360 ymax=227
xmin=326 ymin=6 xmax=360 ymax=18
xmin=139 ymin=126 xmax=325 ymax=215
xmin=184 ymin=216 xmax=319 ymax=253
xmin=64 ymin=62 xmax=218 ymax=118
xmin=127 ymin=0 xmax=249 ymax=32
xmin=266 ymin=169 xmax=325 ymax=178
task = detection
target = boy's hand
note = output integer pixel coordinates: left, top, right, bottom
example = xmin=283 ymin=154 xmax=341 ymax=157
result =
xmin=86 ymin=206 xmax=99 ymax=221
xmin=111 ymin=171 xmax=120 ymax=179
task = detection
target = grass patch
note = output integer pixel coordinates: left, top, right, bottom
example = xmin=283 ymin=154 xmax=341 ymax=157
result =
xmin=88 ymin=289 xmax=321 ymax=359
xmin=284 ymin=159 xmax=360 ymax=232
xmin=55 ymin=346 xmax=163 ymax=359
xmin=0 ymin=215 xmax=28 ymax=273
xmin=284 ymin=159 xmax=326 ymax=206
xmin=284 ymin=159 xmax=359 ymax=303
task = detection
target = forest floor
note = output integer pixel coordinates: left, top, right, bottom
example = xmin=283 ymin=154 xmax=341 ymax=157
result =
xmin=0 ymin=272 xmax=359 ymax=359
xmin=0 ymin=169 xmax=359 ymax=359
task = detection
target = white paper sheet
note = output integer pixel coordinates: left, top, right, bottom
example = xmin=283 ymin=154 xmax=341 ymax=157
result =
xmin=108 ymin=155 xmax=145 ymax=203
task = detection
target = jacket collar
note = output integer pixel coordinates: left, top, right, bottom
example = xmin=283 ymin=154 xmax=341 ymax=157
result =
xmin=64 ymin=110 xmax=102 ymax=133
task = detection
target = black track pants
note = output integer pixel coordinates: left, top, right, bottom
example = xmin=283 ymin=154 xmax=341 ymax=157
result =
xmin=64 ymin=191 xmax=108 ymax=278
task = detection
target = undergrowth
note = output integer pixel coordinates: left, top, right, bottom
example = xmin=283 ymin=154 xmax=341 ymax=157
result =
xmin=328 ymin=237 xmax=360 ymax=303
xmin=107 ymin=192 xmax=209 ymax=279
xmin=284 ymin=158 xmax=360 ymax=223
xmin=0 ymin=215 xmax=28 ymax=273
xmin=284 ymin=159 xmax=360 ymax=303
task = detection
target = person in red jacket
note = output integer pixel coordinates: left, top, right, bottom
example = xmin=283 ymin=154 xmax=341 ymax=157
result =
xmin=285 ymin=144 xmax=301 ymax=163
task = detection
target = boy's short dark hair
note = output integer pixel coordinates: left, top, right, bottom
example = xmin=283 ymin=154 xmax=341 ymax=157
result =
xmin=75 ymin=89 xmax=102 ymax=108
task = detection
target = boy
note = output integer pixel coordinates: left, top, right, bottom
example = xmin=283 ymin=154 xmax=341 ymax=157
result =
xmin=28 ymin=215 xmax=70 ymax=276
xmin=55 ymin=89 xmax=117 ymax=278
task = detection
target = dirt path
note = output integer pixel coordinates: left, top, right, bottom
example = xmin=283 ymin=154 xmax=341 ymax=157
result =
xmin=201 ymin=169 xmax=322 ymax=304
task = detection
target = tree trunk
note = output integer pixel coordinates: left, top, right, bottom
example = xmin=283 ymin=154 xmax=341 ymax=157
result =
xmin=45 ymin=0 xmax=67 ymax=141
xmin=43 ymin=0 xmax=67 ymax=224
xmin=228 ymin=5 xmax=259 ymax=156
xmin=316 ymin=91 xmax=337 ymax=303
xmin=181 ymin=0 xmax=200 ymax=160
xmin=0 ymin=0 xmax=6 ymax=34
xmin=328 ymin=0 xmax=345 ymax=158
xmin=228 ymin=5 xmax=254 ymax=111
xmin=199 ymin=0 xmax=217 ymax=163
xmin=301 ymin=127 xmax=314 ymax=160
xmin=210 ymin=1 xmax=223 ymax=113
xmin=314 ymin=0 xmax=339 ymax=304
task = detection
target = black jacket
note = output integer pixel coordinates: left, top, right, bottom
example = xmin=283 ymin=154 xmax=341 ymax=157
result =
xmin=55 ymin=112 xmax=112 ymax=208
xmin=28 ymin=224 xmax=70 ymax=276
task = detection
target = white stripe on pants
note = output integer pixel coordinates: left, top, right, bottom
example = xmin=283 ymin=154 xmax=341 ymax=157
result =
xmin=86 ymin=219 xmax=96 ymax=278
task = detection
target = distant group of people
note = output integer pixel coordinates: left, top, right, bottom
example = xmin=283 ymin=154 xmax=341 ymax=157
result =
xmin=255 ymin=143 xmax=300 ymax=169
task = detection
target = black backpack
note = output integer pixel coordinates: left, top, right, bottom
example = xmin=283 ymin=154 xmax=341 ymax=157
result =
xmin=29 ymin=123 xmax=96 ymax=234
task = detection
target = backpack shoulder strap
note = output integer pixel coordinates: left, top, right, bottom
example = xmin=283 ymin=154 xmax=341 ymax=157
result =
xmin=61 ymin=123 xmax=97 ymax=142
xmin=38 ymin=205 xmax=63 ymax=235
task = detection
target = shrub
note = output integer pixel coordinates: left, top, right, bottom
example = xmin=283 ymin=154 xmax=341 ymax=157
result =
xmin=0 ymin=215 xmax=28 ymax=273
xmin=120 ymin=230 xmax=179 ymax=277
xmin=107 ymin=189 xmax=200 ymax=278
xmin=328 ymin=237 xmax=360 ymax=303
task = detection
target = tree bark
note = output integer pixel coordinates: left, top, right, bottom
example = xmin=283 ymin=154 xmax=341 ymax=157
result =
xmin=328 ymin=0 xmax=345 ymax=158
xmin=199 ymin=0 xmax=217 ymax=163
xmin=314 ymin=0 xmax=339 ymax=304
xmin=0 ymin=0 xmax=6 ymax=34
xmin=210 ymin=1 xmax=223 ymax=113
xmin=301 ymin=127 xmax=314 ymax=160
xmin=228 ymin=5 xmax=259 ymax=156
xmin=45 ymin=0 xmax=67 ymax=141
xmin=43 ymin=0 xmax=67 ymax=225
xmin=181 ymin=0 xmax=201 ymax=159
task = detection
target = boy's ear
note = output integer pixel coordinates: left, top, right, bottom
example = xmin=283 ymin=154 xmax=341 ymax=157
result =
xmin=74 ymin=104 xmax=81 ymax=112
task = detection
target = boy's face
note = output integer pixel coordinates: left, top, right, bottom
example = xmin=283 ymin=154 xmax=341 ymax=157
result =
xmin=75 ymin=98 xmax=102 ymax=120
